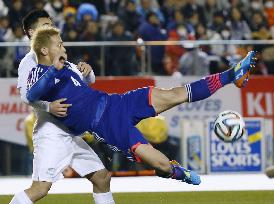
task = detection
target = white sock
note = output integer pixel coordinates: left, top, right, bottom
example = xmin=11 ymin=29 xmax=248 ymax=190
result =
xmin=9 ymin=191 xmax=33 ymax=204
xmin=93 ymin=192 xmax=115 ymax=204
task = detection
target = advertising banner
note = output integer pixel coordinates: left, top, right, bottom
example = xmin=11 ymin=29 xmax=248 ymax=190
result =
xmin=91 ymin=76 xmax=155 ymax=93
xmin=207 ymin=118 xmax=265 ymax=173
xmin=0 ymin=79 xmax=32 ymax=145
xmin=241 ymin=76 xmax=274 ymax=119
xmin=181 ymin=120 xmax=206 ymax=173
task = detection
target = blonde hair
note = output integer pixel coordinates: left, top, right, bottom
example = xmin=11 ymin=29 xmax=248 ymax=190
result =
xmin=31 ymin=26 xmax=60 ymax=57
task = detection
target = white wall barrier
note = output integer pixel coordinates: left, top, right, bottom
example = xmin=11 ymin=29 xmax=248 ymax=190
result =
xmin=0 ymin=79 xmax=31 ymax=145
xmin=0 ymin=76 xmax=273 ymax=163
xmin=181 ymin=120 xmax=206 ymax=174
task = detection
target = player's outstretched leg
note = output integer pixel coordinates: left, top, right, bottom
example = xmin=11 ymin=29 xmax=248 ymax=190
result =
xmin=134 ymin=144 xmax=201 ymax=185
xmin=151 ymin=51 xmax=257 ymax=114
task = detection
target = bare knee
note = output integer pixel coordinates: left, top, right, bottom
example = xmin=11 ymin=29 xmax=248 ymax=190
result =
xmin=152 ymin=87 xmax=188 ymax=113
xmin=87 ymin=169 xmax=111 ymax=193
xmin=25 ymin=181 xmax=52 ymax=202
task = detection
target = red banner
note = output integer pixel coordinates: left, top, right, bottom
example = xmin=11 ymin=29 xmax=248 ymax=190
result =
xmin=91 ymin=76 xmax=155 ymax=94
xmin=241 ymin=76 xmax=274 ymax=119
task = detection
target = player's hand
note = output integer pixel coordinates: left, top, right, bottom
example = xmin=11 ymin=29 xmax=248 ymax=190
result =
xmin=49 ymin=98 xmax=72 ymax=117
xmin=53 ymin=54 xmax=66 ymax=70
xmin=77 ymin=62 xmax=92 ymax=77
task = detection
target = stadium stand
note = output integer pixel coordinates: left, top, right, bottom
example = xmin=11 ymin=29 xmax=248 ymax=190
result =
xmin=0 ymin=0 xmax=274 ymax=77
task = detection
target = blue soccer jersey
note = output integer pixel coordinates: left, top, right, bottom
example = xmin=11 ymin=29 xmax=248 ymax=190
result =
xmin=27 ymin=64 xmax=156 ymax=161
xmin=27 ymin=63 xmax=108 ymax=135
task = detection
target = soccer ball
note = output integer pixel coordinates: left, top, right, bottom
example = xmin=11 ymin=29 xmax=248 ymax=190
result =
xmin=214 ymin=110 xmax=245 ymax=143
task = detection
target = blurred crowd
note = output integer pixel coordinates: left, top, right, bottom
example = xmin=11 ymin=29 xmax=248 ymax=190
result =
xmin=1 ymin=0 xmax=274 ymax=77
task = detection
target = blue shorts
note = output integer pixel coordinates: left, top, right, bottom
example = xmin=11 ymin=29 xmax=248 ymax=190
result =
xmin=93 ymin=87 xmax=156 ymax=161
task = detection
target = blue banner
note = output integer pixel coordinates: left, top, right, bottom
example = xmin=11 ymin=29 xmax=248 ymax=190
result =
xmin=208 ymin=119 xmax=264 ymax=173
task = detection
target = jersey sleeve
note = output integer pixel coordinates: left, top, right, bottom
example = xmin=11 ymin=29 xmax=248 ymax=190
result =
xmin=27 ymin=66 xmax=47 ymax=90
xmin=27 ymin=66 xmax=58 ymax=102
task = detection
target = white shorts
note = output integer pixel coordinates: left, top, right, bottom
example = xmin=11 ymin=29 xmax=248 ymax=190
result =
xmin=32 ymin=130 xmax=105 ymax=183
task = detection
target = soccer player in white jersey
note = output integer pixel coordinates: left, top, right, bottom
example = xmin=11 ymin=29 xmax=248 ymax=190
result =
xmin=9 ymin=10 xmax=115 ymax=204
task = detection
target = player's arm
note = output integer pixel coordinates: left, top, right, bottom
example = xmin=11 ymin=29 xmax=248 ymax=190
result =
xmin=27 ymin=66 xmax=58 ymax=102
xmin=77 ymin=62 xmax=96 ymax=84
xmin=67 ymin=61 xmax=96 ymax=84
xmin=19 ymin=86 xmax=50 ymax=111
xmin=20 ymin=84 xmax=70 ymax=117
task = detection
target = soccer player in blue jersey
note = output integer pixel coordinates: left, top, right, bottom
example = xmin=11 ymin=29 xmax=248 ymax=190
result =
xmin=27 ymin=27 xmax=257 ymax=185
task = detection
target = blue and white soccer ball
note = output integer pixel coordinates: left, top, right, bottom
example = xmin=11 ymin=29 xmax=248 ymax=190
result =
xmin=214 ymin=110 xmax=245 ymax=143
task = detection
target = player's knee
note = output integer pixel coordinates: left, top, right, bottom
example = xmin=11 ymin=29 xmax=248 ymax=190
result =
xmin=152 ymin=87 xmax=187 ymax=113
xmin=97 ymin=169 xmax=111 ymax=187
xmin=169 ymin=87 xmax=187 ymax=104
xmin=36 ymin=183 xmax=51 ymax=198
xmin=100 ymin=170 xmax=111 ymax=187
xmin=87 ymin=169 xmax=111 ymax=192
xmin=38 ymin=187 xmax=50 ymax=198
xmin=26 ymin=181 xmax=52 ymax=201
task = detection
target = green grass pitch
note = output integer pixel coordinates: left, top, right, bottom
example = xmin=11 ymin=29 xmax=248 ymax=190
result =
xmin=1 ymin=191 xmax=274 ymax=204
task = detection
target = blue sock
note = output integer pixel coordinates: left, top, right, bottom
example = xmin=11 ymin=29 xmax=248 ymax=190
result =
xmin=185 ymin=68 xmax=234 ymax=102
xmin=156 ymin=164 xmax=185 ymax=180
xmin=220 ymin=68 xmax=235 ymax=85
xmin=171 ymin=164 xmax=184 ymax=180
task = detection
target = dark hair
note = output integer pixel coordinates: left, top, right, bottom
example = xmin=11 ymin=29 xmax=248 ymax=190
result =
xmin=22 ymin=9 xmax=50 ymax=38
xmin=146 ymin=11 xmax=157 ymax=21
xmin=112 ymin=21 xmax=125 ymax=29
xmin=126 ymin=0 xmax=136 ymax=5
